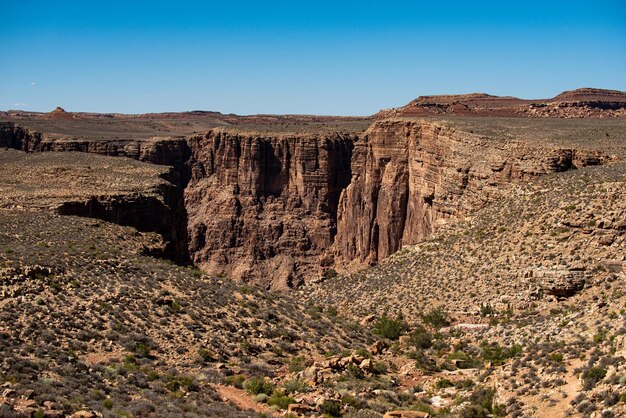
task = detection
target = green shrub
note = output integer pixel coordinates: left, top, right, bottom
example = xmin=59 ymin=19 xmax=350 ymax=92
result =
xmin=550 ymin=352 xmax=564 ymax=363
xmin=346 ymin=363 xmax=365 ymax=379
xmin=409 ymin=350 xmax=441 ymax=374
xmin=479 ymin=303 xmax=495 ymax=317
xmin=288 ymin=356 xmax=306 ymax=372
xmin=408 ymin=324 xmax=433 ymax=349
xmin=321 ymin=399 xmax=342 ymax=417
xmin=324 ymin=269 xmax=338 ymax=280
xmin=372 ymin=315 xmax=408 ymax=340
xmin=283 ymin=378 xmax=309 ymax=394
xmin=267 ymin=392 xmax=295 ymax=410
xmin=449 ymin=351 xmax=479 ymax=369
xmin=455 ymin=379 xmax=475 ymax=390
xmin=244 ymin=376 xmax=275 ymax=395
xmin=462 ymin=386 xmax=502 ymax=416
xmin=135 ymin=343 xmax=151 ymax=358
xmin=373 ymin=361 xmax=388 ymax=375
xmin=421 ymin=308 xmax=451 ymax=329
xmin=582 ymin=366 xmax=607 ymax=389
xmin=480 ymin=342 xmax=522 ymax=365
xmin=225 ymin=374 xmax=246 ymax=389
xmin=436 ymin=379 xmax=454 ymax=389
xmin=254 ymin=393 xmax=268 ymax=403
xmin=355 ymin=348 xmax=372 ymax=359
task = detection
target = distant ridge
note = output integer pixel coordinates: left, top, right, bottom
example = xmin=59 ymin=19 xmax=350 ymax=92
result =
xmin=379 ymin=87 xmax=626 ymax=118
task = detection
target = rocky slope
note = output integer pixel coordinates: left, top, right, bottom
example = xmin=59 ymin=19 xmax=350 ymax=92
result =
xmin=298 ymin=163 xmax=626 ymax=417
xmin=0 ymin=149 xmax=375 ymax=417
xmin=305 ymin=163 xmax=626 ymax=318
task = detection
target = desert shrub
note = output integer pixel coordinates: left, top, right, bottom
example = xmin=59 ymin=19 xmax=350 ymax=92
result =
xmin=408 ymin=350 xmax=440 ymax=374
xmin=355 ymin=348 xmax=372 ymax=359
xmin=461 ymin=386 xmax=505 ymax=417
xmin=455 ymin=379 xmax=475 ymax=390
xmin=481 ymin=342 xmax=522 ymax=365
xmin=244 ymin=376 xmax=275 ymax=395
xmin=373 ymin=361 xmax=388 ymax=375
xmin=408 ymin=324 xmax=432 ymax=349
xmin=480 ymin=303 xmax=495 ymax=317
xmin=321 ymin=399 xmax=342 ymax=417
xmin=225 ymin=374 xmax=245 ymax=389
xmin=421 ymin=308 xmax=451 ymax=329
xmin=436 ymin=379 xmax=454 ymax=388
xmin=449 ymin=351 xmax=480 ymax=369
xmin=283 ymin=378 xmax=308 ymax=394
xmin=267 ymin=392 xmax=295 ymax=409
xmin=324 ymin=269 xmax=338 ymax=280
xmin=346 ymin=363 xmax=365 ymax=380
xmin=197 ymin=348 xmax=213 ymax=362
xmin=288 ymin=356 xmax=306 ymax=372
xmin=550 ymin=352 xmax=564 ymax=363
xmin=371 ymin=315 xmax=408 ymax=340
xmin=582 ymin=366 xmax=607 ymax=389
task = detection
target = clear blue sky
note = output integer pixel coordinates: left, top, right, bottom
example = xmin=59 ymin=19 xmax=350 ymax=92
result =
xmin=1 ymin=1 xmax=624 ymax=115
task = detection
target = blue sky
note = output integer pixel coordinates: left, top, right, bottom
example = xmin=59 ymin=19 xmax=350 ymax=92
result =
xmin=1 ymin=1 xmax=624 ymax=115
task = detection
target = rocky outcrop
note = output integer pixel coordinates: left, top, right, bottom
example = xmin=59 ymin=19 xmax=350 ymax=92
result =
xmin=379 ymin=87 xmax=626 ymax=118
xmin=184 ymin=129 xmax=354 ymax=288
xmin=56 ymin=181 xmax=189 ymax=263
xmin=332 ymin=120 xmax=609 ymax=267
xmin=530 ymin=266 xmax=587 ymax=298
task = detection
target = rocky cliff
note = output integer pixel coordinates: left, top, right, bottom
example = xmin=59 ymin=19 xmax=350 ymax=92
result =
xmin=0 ymin=122 xmax=191 ymax=186
xmin=184 ymin=129 xmax=354 ymax=288
xmin=0 ymin=119 xmax=619 ymax=287
xmin=332 ymin=120 xmax=610 ymax=267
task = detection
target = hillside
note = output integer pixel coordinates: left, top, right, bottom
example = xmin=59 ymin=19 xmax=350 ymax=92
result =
xmin=302 ymin=163 xmax=626 ymax=417
xmin=0 ymin=150 xmax=374 ymax=417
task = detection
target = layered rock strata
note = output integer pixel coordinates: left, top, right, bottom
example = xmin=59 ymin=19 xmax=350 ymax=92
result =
xmin=333 ymin=120 xmax=609 ymax=267
xmin=0 ymin=120 xmax=617 ymax=286
xmin=184 ymin=129 xmax=354 ymax=288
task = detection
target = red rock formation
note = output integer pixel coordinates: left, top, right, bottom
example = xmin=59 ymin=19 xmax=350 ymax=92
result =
xmin=332 ymin=120 xmax=610 ymax=267
xmin=184 ymin=129 xmax=354 ymax=288
xmin=0 ymin=119 xmax=616 ymax=287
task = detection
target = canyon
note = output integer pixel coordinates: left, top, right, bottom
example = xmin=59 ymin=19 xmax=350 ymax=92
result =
xmin=2 ymin=103 xmax=624 ymax=288
xmin=1 ymin=88 xmax=625 ymax=418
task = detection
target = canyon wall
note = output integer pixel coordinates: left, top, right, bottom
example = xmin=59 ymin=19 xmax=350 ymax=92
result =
xmin=0 ymin=120 xmax=613 ymax=287
xmin=0 ymin=122 xmax=191 ymax=186
xmin=333 ymin=120 xmax=608 ymax=267
xmin=184 ymin=129 xmax=354 ymax=288
xmin=56 ymin=182 xmax=189 ymax=263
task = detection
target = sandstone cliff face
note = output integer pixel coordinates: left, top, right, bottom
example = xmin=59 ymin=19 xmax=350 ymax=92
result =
xmin=0 ymin=120 xmax=616 ymax=286
xmin=333 ymin=120 xmax=610 ymax=267
xmin=184 ymin=129 xmax=354 ymax=288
